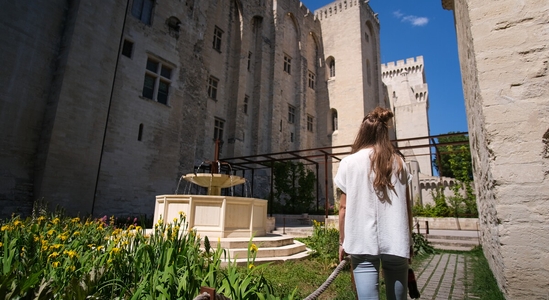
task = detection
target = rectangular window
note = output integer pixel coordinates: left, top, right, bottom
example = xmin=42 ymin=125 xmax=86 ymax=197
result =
xmin=131 ymin=0 xmax=154 ymax=25
xmin=308 ymin=71 xmax=315 ymax=90
xmin=307 ymin=115 xmax=314 ymax=132
xmin=288 ymin=105 xmax=295 ymax=124
xmin=284 ymin=54 xmax=292 ymax=74
xmin=208 ymin=76 xmax=219 ymax=100
xmin=247 ymin=52 xmax=252 ymax=71
xmin=290 ymin=132 xmax=294 ymax=143
xmin=142 ymin=57 xmax=172 ymax=105
xmin=122 ymin=40 xmax=133 ymax=58
xmin=214 ymin=118 xmax=225 ymax=142
xmin=244 ymin=95 xmax=249 ymax=114
xmin=213 ymin=26 xmax=223 ymax=52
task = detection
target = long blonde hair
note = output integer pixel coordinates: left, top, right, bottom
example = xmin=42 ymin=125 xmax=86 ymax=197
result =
xmin=351 ymin=107 xmax=403 ymax=191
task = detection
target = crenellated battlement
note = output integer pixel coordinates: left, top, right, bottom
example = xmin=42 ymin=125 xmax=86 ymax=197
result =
xmin=382 ymin=56 xmax=424 ymax=70
xmin=312 ymin=0 xmax=379 ymax=23
xmin=381 ymin=56 xmax=424 ymax=79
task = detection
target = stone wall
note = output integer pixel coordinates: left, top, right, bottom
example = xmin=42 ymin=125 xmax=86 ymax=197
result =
xmin=0 ymin=0 xmax=68 ymax=216
xmin=446 ymin=0 xmax=549 ymax=297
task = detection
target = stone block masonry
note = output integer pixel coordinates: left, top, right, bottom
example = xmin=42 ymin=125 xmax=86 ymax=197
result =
xmin=445 ymin=0 xmax=549 ymax=297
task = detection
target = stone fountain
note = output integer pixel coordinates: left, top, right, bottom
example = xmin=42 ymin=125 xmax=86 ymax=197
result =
xmin=153 ymin=141 xmax=268 ymax=238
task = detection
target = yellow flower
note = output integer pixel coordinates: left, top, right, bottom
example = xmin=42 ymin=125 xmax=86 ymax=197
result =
xmin=52 ymin=218 xmax=60 ymax=225
xmin=58 ymin=234 xmax=68 ymax=242
xmin=48 ymin=252 xmax=60 ymax=260
xmin=249 ymin=243 xmax=258 ymax=253
xmin=71 ymin=217 xmax=80 ymax=223
xmin=135 ymin=226 xmax=142 ymax=231
xmin=34 ymin=235 xmax=40 ymax=242
xmin=111 ymin=247 xmax=121 ymax=255
xmin=66 ymin=265 xmax=75 ymax=272
xmin=173 ymin=218 xmax=178 ymax=223
xmin=13 ymin=220 xmax=22 ymax=227
xmin=50 ymin=244 xmax=63 ymax=250
xmin=72 ymin=231 xmax=80 ymax=236
xmin=47 ymin=229 xmax=55 ymax=236
xmin=52 ymin=261 xmax=60 ymax=268
xmin=0 ymin=242 xmax=3 ymax=247
xmin=37 ymin=216 xmax=46 ymax=222
xmin=63 ymin=250 xmax=78 ymax=259
xmin=1 ymin=225 xmax=11 ymax=231
xmin=248 ymin=263 xmax=255 ymax=269
xmin=107 ymin=259 xmax=113 ymax=264
xmin=97 ymin=245 xmax=104 ymax=251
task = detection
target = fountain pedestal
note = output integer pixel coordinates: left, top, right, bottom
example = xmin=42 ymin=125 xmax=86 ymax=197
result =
xmin=154 ymin=173 xmax=268 ymax=238
xmin=154 ymin=195 xmax=268 ymax=238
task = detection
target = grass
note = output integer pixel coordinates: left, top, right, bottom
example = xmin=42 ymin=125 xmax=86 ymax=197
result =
xmin=257 ymin=250 xmax=430 ymax=299
xmin=466 ymin=247 xmax=505 ymax=300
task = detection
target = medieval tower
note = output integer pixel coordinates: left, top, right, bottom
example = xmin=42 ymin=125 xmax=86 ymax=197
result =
xmin=382 ymin=56 xmax=432 ymax=177
xmin=315 ymin=1 xmax=386 ymax=148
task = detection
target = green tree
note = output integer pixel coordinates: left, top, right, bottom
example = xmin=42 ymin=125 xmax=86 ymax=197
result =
xmin=272 ymin=161 xmax=316 ymax=214
xmin=433 ymin=133 xmax=472 ymax=179
xmin=433 ymin=133 xmax=478 ymax=217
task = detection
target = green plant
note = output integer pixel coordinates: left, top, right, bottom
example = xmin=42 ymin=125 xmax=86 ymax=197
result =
xmin=272 ymin=162 xmax=316 ymax=214
xmin=297 ymin=220 xmax=340 ymax=266
xmin=0 ymin=209 xmax=287 ymax=299
xmin=411 ymin=232 xmax=436 ymax=257
xmin=467 ymin=247 xmax=505 ymax=299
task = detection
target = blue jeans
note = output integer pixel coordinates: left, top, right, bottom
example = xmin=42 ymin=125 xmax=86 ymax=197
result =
xmin=351 ymin=254 xmax=408 ymax=300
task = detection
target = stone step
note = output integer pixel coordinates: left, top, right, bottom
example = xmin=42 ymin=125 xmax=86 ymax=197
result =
xmin=226 ymin=240 xmax=308 ymax=259
xmin=208 ymin=235 xmax=296 ymax=249
xmin=271 ymin=228 xmax=314 ymax=238
xmin=421 ymin=233 xmax=479 ymax=241
xmin=426 ymin=237 xmax=479 ymax=251
xmin=220 ymin=247 xmax=311 ymax=267
xmin=204 ymin=234 xmax=312 ymax=266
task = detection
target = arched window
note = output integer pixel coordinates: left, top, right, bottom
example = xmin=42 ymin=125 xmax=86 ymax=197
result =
xmin=331 ymin=109 xmax=338 ymax=131
xmin=329 ymin=59 xmax=336 ymax=78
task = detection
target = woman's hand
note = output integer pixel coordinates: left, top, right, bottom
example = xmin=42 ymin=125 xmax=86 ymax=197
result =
xmin=339 ymin=245 xmax=347 ymax=262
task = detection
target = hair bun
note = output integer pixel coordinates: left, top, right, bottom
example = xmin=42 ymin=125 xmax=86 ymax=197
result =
xmin=369 ymin=107 xmax=393 ymax=124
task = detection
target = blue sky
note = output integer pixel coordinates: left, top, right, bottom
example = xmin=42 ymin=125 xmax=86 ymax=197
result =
xmin=301 ymin=0 xmax=468 ymax=136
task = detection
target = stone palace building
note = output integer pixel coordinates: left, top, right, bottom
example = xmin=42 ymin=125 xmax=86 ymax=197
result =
xmin=1 ymin=0 xmax=548 ymax=298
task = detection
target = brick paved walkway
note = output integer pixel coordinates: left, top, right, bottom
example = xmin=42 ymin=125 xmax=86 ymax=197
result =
xmin=411 ymin=253 xmax=475 ymax=300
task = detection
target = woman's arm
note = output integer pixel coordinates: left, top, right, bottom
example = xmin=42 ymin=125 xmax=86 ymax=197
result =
xmin=338 ymin=192 xmax=347 ymax=261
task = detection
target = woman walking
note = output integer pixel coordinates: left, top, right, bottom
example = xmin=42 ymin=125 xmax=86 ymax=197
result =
xmin=335 ymin=106 xmax=413 ymax=300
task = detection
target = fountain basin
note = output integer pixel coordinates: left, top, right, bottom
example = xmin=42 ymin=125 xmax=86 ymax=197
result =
xmin=183 ymin=173 xmax=247 ymax=195
xmin=154 ymin=194 xmax=268 ymax=238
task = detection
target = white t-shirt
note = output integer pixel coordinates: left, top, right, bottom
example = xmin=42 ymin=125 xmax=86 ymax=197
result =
xmin=334 ymin=148 xmax=411 ymax=258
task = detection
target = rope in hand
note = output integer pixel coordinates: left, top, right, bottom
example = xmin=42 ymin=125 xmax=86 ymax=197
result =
xmin=303 ymin=255 xmax=350 ymax=300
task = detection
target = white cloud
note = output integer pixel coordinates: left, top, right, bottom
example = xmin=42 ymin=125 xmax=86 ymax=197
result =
xmin=393 ymin=10 xmax=404 ymax=18
xmin=393 ymin=10 xmax=429 ymax=27
xmin=402 ymin=15 xmax=429 ymax=26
